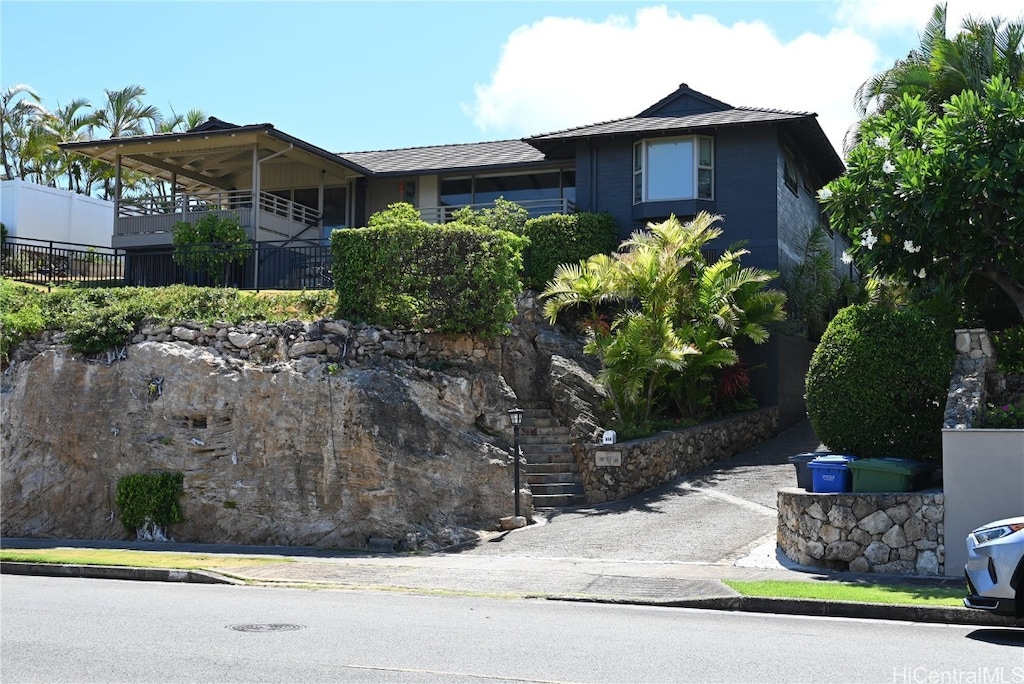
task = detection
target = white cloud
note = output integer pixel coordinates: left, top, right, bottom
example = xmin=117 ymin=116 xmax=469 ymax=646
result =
xmin=835 ymin=0 xmax=1024 ymax=34
xmin=464 ymin=6 xmax=879 ymax=157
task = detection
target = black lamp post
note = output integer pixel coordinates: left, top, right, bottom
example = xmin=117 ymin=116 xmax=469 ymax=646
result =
xmin=507 ymin=407 xmax=524 ymax=518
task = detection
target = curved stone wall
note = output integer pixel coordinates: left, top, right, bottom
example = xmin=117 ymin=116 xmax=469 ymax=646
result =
xmin=777 ymin=488 xmax=945 ymax=576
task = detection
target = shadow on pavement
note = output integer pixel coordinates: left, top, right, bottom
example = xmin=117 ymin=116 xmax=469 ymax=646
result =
xmin=965 ymin=629 xmax=1024 ymax=646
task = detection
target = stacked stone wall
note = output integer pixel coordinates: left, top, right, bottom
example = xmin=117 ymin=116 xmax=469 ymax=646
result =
xmin=778 ymin=488 xmax=944 ymax=576
xmin=9 ymin=317 xmax=504 ymax=375
xmin=579 ymin=409 xmax=778 ymax=504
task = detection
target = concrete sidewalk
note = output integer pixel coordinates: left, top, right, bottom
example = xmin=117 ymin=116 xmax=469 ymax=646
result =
xmin=2 ymin=420 xmax=1018 ymax=628
xmin=1 ymin=535 xmax=1015 ymax=627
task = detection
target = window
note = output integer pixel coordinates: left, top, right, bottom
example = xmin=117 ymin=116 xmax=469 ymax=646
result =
xmin=633 ymin=136 xmax=713 ymax=203
xmin=783 ymin=148 xmax=799 ymax=195
xmin=440 ymin=170 xmax=576 ymax=209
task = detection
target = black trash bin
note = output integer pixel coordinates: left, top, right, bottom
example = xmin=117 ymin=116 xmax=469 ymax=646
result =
xmin=788 ymin=453 xmax=818 ymax=490
xmin=788 ymin=452 xmax=857 ymax=491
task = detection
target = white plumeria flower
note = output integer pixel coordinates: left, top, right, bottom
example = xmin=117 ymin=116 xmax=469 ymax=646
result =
xmin=903 ymin=240 xmax=921 ymax=253
xmin=882 ymin=159 xmax=896 ymax=174
xmin=841 ymin=251 xmax=853 ymax=264
xmin=862 ymin=229 xmax=878 ymax=250
xmin=874 ymin=136 xmax=890 ymax=149
xmin=916 ymin=268 xmax=927 ymax=279
xmin=817 ymin=187 xmax=833 ymax=201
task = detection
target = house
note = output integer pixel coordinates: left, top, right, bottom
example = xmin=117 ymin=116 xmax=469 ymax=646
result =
xmin=59 ymin=83 xmax=845 ymax=270
xmin=59 ymin=84 xmax=847 ymax=425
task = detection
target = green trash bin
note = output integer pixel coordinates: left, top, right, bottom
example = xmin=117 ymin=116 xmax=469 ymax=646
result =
xmin=847 ymin=458 xmax=933 ymax=493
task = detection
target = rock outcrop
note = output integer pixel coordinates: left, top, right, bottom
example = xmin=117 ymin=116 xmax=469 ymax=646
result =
xmin=1 ymin=340 xmax=520 ymax=550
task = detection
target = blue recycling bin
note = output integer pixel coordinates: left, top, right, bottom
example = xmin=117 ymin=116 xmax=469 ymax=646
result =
xmin=808 ymin=454 xmax=858 ymax=493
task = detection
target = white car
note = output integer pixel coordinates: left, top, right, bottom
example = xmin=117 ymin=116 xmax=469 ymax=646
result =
xmin=964 ymin=516 xmax=1024 ymax=619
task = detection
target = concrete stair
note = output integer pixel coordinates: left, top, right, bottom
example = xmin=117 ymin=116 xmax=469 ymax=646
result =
xmin=519 ymin=406 xmax=586 ymax=508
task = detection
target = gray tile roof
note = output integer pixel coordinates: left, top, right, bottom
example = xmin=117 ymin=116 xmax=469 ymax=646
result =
xmin=338 ymin=139 xmax=548 ymax=176
xmin=529 ymin=107 xmax=815 ymax=141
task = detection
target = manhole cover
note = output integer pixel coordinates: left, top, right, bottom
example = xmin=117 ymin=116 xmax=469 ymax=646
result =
xmin=228 ymin=623 xmax=305 ymax=632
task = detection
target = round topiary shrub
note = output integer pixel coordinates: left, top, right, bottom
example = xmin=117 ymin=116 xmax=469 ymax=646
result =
xmin=805 ymin=304 xmax=954 ymax=461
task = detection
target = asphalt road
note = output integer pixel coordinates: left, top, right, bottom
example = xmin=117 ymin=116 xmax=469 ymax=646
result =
xmin=3 ymin=575 xmax=1021 ymax=683
xmin=452 ymin=420 xmax=823 ymax=563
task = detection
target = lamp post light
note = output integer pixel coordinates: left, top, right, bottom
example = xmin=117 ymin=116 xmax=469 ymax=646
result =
xmin=507 ymin=407 xmax=524 ymax=518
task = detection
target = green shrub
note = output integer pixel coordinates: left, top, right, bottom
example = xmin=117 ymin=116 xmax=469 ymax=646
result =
xmin=115 ymin=472 xmax=184 ymax=534
xmin=172 ymin=213 xmax=252 ymax=285
xmin=992 ymin=326 xmax=1024 ymax=375
xmin=0 ymin=280 xmax=340 ymax=357
xmin=332 ymin=214 xmax=527 ymax=336
xmin=985 ymin=399 xmax=1024 ymax=428
xmin=522 ymin=212 xmax=619 ymax=291
xmin=0 ymin=279 xmax=45 ymax=362
xmin=805 ymin=304 xmax=954 ymax=461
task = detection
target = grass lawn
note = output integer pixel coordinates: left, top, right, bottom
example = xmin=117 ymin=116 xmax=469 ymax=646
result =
xmin=0 ymin=548 xmax=291 ymax=571
xmin=723 ymin=579 xmax=964 ymax=607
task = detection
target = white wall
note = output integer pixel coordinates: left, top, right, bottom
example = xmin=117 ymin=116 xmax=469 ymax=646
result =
xmin=942 ymin=428 xmax=1024 ymax=575
xmin=1 ymin=179 xmax=113 ymax=247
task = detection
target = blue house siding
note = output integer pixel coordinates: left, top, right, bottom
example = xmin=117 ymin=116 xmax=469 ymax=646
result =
xmin=705 ymin=126 xmax=780 ymax=272
xmin=574 ymin=138 xmax=635 ymax=238
xmin=776 ymin=143 xmax=829 ymax=278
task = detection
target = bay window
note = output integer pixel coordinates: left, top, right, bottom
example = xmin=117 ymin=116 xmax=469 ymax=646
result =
xmin=633 ymin=136 xmax=713 ymax=203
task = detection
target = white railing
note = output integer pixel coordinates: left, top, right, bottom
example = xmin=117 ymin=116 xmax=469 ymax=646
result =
xmin=418 ymin=198 xmax=574 ymax=224
xmin=115 ymin=190 xmax=321 ymax=239
xmin=119 ymin=189 xmax=254 ymax=218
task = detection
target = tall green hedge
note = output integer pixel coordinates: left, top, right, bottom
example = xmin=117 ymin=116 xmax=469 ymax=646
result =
xmin=522 ymin=212 xmax=619 ymax=291
xmin=805 ymin=304 xmax=954 ymax=461
xmin=331 ymin=221 xmax=527 ymax=337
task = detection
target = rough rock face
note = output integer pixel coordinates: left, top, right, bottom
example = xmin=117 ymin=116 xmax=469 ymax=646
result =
xmin=0 ymin=341 xmax=518 ymax=549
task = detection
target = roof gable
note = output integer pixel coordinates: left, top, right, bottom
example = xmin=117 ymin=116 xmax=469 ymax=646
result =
xmin=637 ymin=83 xmax=733 ymax=118
xmin=187 ymin=117 xmax=242 ymax=133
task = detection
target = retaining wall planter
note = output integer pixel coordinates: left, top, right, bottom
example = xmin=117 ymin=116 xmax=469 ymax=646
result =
xmin=777 ymin=488 xmax=944 ymax=576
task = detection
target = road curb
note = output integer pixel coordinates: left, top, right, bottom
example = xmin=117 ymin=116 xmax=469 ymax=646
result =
xmin=662 ymin=595 xmax=1020 ymax=627
xmin=0 ymin=561 xmax=244 ymax=585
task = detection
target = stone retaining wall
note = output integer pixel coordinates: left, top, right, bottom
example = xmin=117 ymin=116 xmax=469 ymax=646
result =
xmin=9 ymin=317 xmax=504 ymax=374
xmin=579 ymin=408 xmax=778 ymax=504
xmin=778 ymin=488 xmax=944 ymax=576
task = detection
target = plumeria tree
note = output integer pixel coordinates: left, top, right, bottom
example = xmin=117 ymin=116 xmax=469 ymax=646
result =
xmin=819 ymin=76 xmax=1024 ymax=321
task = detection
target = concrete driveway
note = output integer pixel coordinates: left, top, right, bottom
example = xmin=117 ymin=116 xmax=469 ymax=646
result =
xmin=453 ymin=420 xmax=825 ymax=564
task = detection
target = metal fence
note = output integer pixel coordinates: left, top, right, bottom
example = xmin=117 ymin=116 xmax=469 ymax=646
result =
xmin=0 ymin=236 xmax=334 ymax=291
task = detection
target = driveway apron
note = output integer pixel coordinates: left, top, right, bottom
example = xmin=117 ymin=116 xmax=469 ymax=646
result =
xmin=452 ymin=420 xmax=825 ymax=563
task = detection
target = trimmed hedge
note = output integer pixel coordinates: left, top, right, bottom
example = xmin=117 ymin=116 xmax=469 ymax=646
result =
xmin=805 ymin=304 xmax=954 ymax=462
xmin=522 ymin=212 xmax=619 ymax=291
xmin=331 ymin=222 xmax=527 ymax=337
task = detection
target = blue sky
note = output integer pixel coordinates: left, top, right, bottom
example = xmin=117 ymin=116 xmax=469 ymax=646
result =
xmin=2 ymin=1 xmax=1021 ymax=156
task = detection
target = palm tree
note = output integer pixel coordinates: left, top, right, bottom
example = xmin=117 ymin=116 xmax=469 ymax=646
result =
xmin=542 ymin=213 xmax=786 ymax=425
xmin=1 ymin=84 xmax=50 ymax=181
xmin=94 ymin=85 xmax=161 ymax=199
xmin=47 ymin=98 xmax=99 ymax=193
xmin=847 ymin=3 xmax=1024 ymax=149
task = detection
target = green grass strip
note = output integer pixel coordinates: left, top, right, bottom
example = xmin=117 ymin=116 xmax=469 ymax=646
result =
xmin=723 ymin=579 xmax=964 ymax=606
xmin=1 ymin=548 xmax=292 ymax=570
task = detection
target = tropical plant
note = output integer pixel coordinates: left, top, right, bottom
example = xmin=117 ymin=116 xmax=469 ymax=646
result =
xmin=172 ymin=213 xmax=252 ymax=286
xmin=93 ymin=85 xmax=161 ymax=199
xmin=542 ymin=213 xmax=786 ymax=425
xmin=781 ymin=224 xmax=846 ymax=341
xmin=47 ymin=98 xmax=100 ymax=193
xmin=1 ymin=84 xmax=57 ymax=183
xmin=849 ymin=3 xmax=1024 ymax=147
xmin=821 ymin=76 xmax=1024 ymax=322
